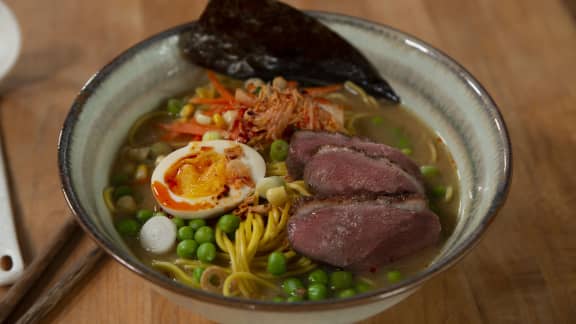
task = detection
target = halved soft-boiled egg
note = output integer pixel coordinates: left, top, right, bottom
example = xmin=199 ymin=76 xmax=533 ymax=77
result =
xmin=151 ymin=140 xmax=266 ymax=219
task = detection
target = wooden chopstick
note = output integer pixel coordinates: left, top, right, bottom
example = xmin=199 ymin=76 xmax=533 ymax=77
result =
xmin=0 ymin=217 xmax=78 ymax=323
xmin=15 ymin=246 xmax=105 ymax=324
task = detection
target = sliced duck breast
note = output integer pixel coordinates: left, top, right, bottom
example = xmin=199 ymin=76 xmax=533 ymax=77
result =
xmin=303 ymin=145 xmax=425 ymax=197
xmin=285 ymin=130 xmax=421 ymax=181
xmin=287 ymin=196 xmax=441 ymax=270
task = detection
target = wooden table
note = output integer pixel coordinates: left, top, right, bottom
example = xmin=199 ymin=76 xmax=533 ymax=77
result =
xmin=1 ymin=0 xmax=575 ymax=323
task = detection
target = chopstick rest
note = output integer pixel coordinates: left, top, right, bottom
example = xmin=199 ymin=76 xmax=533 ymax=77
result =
xmin=0 ymin=136 xmax=23 ymax=286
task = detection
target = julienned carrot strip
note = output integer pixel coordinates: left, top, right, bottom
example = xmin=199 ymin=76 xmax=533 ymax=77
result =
xmin=160 ymin=120 xmax=219 ymax=136
xmin=189 ymin=97 xmax=230 ymax=105
xmin=206 ymin=70 xmax=234 ymax=101
xmin=203 ymin=105 xmax=234 ymax=117
xmin=303 ymin=84 xmax=343 ymax=96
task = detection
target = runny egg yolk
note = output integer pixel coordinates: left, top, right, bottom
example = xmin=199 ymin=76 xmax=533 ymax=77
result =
xmin=151 ymin=140 xmax=266 ymax=219
xmin=164 ymin=149 xmax=227 ymax=198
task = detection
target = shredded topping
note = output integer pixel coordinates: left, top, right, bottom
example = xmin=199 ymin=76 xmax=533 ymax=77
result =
xmin=242 ymin=85 xmax=345 ymax=147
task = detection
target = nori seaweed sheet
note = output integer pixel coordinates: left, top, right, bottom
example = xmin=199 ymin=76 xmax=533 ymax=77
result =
xmin=179 ymin=0 xmax=400 ymax=103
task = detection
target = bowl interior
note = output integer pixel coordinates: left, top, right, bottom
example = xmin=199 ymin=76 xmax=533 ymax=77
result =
xmin=59 ymin=12 xmax=510 ymax=309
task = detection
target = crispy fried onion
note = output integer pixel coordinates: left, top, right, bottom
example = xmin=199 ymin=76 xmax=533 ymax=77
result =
xmin=242 ymin=85 xmax=345 ymax=147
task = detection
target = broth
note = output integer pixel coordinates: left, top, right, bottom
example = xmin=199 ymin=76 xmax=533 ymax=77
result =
xmin=106 ymin=74 xmax=459 ymax=301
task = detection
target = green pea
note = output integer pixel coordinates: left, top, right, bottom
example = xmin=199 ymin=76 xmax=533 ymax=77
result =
xmin=307 ymin=283 xmax=328 ymax=301
xmin=420 ymin=165 xmax=439 ymax=178
xmin=218 ymin=214 xmax=241 ymax=234
xmin=197 ymin=242 xmax=217 ymax=263
xmin=178 ymin=226 xmax=195 ymax=241
xmin=272 ymin=296 xmax=285 ymax=303
xmin=193 ymin=267 xmax=205 ymax=284
xmin=282 ymin=278 xmax=305 ymax=297
xmin=330 ymin=271 xmax=353 ymax=290
xmin=194 ymin=226 xmax=215 ymax=244
xmin=397 ymin=137 xmax=411 ymax=150
xmin=176 ymin=240 xmax=198 ymax=259
xmin=136 ymin=209 xmax=154 ymax=223
xmin=307 ymin=269 xmax=328 ymax=285
xmin=269 ymin=139 xmax=289 ymax=162
xmin=172 ymin=217 xmax=186 ymax=228
xmin=115 ymin=218 xmax=140 ymax=237
xmin=338 ymin=288 xmax=356 ymax=298
xmin=387 ymin=270 xmax=403 ymax=283
xmin=355 ymin=281 xmax=372 ymax=293
xmin=111 ymin=173 xmax=130 ymax=186
xmin=430 ymin=185 xmax=447 ymax=198
xmin=267 ymin=252 xmax=287 ymax=276
xmin=188 ymin=219 xmax=207 ymax=231
xmin=114 ymin=185 xmax=133 ymax=199
xmin=286 ymin=296 xmax=304 ymax=302
xmin=167 ymin=98 xmax=184 ymax=117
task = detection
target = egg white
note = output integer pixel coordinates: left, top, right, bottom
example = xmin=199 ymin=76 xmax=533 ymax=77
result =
xmin=151 ymin=140 xmax=266 ymax=219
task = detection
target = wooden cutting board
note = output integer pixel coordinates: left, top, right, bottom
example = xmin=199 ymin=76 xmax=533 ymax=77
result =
xmin=0 ymin=0 xmax=575 ymax=323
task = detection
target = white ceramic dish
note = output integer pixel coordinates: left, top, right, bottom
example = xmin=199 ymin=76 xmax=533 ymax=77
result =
xmin=58 ymin=12 xmax=511 ymax=324
xmin=0 ymin=1 xmax=23 ymax=286
xmin=0 ymin=1 xmax=21 ymax=83
xmin=0 ymin=136 xmax=24 ymax=286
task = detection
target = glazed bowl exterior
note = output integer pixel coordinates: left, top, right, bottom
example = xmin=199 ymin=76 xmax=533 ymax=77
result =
xmin=58 ymin=12 xmax=511 ymax=324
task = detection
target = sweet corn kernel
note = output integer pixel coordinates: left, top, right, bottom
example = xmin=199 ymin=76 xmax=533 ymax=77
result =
xmin=180 ymin=104 xmax=195 ymax=119
xmin=134 ymin=164 xmax=149 ymax=184
xmin=213 ymin=113 xmax=226 ymax=129
xmin=195 ymin=85 xmax=216 ymax=99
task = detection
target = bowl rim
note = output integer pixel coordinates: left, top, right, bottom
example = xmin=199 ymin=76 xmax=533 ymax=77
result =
xmin=58 ymin=11 xmax=512 ymax=312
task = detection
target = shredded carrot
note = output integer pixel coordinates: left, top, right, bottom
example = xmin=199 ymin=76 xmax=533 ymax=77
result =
xmin=303 ymin=84 xmax=343 ymax=96
xmin=203 ymin=105 xmax=235 ymax=117
xmin=161 ymin=120 xmax=220 ymax=136
xmin=207 ymin=70 xmax=234 ymax=102
xmin=189 ymin=97 xmax=230 ymax=105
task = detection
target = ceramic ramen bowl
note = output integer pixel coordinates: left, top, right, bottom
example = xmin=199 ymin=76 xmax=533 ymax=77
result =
xmin=58 ymin=12 xmax=511 ymax=324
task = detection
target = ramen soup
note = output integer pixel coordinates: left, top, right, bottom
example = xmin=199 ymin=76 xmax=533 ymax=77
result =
xmin=105 ymin=71 xmax=459 ymax=302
